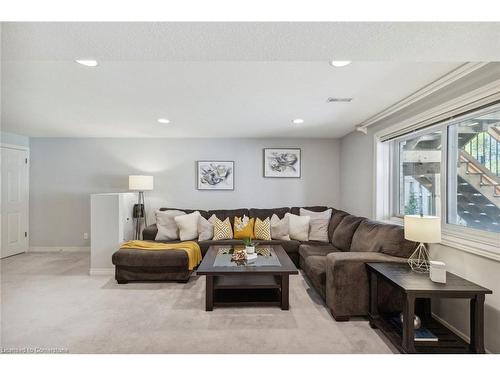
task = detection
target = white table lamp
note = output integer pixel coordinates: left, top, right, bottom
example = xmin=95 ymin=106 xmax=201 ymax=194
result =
xmin=404 ymin=215 xmax=441 ymax=273
xmin=129 ymin=175 xmax=154 ymax=239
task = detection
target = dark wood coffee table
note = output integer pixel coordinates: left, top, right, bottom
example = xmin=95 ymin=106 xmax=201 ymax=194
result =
xmin=366 ymin=262 xmax=492 ymax=354
xmin=196 ymin=245 xmax=298 ymax=311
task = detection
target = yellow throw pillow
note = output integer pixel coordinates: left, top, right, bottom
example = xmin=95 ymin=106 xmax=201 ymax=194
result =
xmin=233 ymin=215 xmax=255 ymax=239
xmin=213 ymin=217 xmax=233 ymax=240
xmin=254 ymin=217 xmax=271 ymax=240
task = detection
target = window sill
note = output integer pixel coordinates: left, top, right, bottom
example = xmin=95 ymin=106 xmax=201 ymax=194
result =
xmin=440 ymin=230 xmax=500 ymax=262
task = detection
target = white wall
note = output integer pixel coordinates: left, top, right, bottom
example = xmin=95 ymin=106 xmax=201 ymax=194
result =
xmin=338 ymin=64 xmax=500 ymax=353
xmin=29 ymin=137 xmax=340 ymax=248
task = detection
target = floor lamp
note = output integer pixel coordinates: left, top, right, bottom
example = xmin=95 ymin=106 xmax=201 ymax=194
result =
xmin=129 ymin=175 xmax=154 ymax=240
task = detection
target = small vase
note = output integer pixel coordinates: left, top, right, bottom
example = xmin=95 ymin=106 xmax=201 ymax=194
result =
xmin=245 ymin=246 xmax=255 ymax=254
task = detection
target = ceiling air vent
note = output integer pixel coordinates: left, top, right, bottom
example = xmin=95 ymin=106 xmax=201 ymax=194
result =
xmin=327 ymin=97 xmax=353 ymax=103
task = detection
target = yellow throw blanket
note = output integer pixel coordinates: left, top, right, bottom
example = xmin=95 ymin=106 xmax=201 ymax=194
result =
xmin=120 ymin=240 xmax=202 ymax=271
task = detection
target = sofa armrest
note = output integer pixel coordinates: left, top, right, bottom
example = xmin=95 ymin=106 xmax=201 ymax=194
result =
xmin=325 ymin=252 xmax=406 ymax=318
xmin=142 ymin=224 xmax=158 ymax=240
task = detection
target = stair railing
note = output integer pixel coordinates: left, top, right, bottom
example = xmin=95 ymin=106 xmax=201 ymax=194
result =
xmin=463 ymin=130 xmax=499 ymax=177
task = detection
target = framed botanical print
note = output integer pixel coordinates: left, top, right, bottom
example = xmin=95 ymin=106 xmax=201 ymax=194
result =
xmin=197 ymin=161 xmax=234 ymax=190
xmin=263 ymin=148 xmax=301 ymax=178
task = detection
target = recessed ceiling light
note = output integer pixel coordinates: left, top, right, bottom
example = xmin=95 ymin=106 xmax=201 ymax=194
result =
xmin=75 ymin=59 xmax=98 ymax=67
xmin=330 ymin=60 xmax=351 ymax=67
xmin=157 ymin=118 xmax=171 ymax=124
xmin=292 ymin=119 xmax=304 ymax=124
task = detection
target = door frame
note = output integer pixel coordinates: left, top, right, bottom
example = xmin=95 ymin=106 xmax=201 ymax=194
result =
xmin=1 ymin=143 xmax=30 ymax=255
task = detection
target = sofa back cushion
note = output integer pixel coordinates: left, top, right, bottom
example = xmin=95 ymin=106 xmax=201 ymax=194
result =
xmin=159 ymin=207 xmax=209 ymax=219
xmin=331 ymin=215 xmax=365 ymax=251
xmin=328 ymin=209 xmax=349 ymax=242
xmin=290 ymin=206 xmax=328 ymax=216
xmin=350 ymin=220 xmax=417 ymax=258
xmin=249 ymin=207 xmax=290 ymax=220
xmin=207 ymin=208 xmax=249 ymax=225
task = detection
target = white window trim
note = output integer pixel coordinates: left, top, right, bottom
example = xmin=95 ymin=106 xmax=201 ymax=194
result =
xmin=374 ymin=89 xmax=500 ymax=262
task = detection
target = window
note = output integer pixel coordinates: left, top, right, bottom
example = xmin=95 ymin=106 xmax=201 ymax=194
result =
xmin=447 ymin=108 xmax=500 ymax=233
xmin=383 ymin=103 xmax=500 ymax=239
xmin=397 ymin=131 xmax=442 ymax=217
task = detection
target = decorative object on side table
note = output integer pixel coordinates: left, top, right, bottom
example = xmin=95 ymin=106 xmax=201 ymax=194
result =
xmin=197 ymin=161 xmax=234 ymax=190
xmin=429 ymin=260 xmax=447 ymax=283
xmin=129 ymin=175 xmax=154 ymax=240
xmin=263 ymin=148 xmax=301 ymax=178
xmin=404 ymin=214 xmax=441 ymax=273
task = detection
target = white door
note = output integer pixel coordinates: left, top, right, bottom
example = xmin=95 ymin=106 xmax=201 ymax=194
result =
xmin=1 ymin=146 xmax=29 ymax=258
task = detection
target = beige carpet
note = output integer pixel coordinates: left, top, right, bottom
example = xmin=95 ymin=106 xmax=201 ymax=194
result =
xmin=1 ymin=252 xmax=396 ymax=354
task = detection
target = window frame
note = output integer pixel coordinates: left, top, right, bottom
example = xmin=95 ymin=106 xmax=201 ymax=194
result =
xmin=375 ymin=103 xmax=500 ymax=261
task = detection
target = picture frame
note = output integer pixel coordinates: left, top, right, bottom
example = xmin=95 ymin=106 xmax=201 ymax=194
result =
xmin=263 ymin=148 xmax=301 ymax=178
xmin=196 ymin=161 xmax=235 ymax=190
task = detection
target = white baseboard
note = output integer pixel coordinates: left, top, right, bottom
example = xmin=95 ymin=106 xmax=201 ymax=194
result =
xmin=89 ymin=268 xmax=114 ymax=276
xmin=432 ymin=312 xmax=492 ymax=354
xmin=29 ymin=246 xmax=90 ymax=253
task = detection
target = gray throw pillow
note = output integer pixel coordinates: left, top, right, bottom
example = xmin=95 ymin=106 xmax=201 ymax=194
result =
xmin=155 ymin=210 xmax=185 ymax=241
xmin=300 ymin=208 xmax=332 ymax=243
xmin=308 ymin=218 xmax=330 ymax=242
xmin=198 ymin=215 xmax=214 ymax=241
xmin=270 ymin=214 xmax=290 ymax=240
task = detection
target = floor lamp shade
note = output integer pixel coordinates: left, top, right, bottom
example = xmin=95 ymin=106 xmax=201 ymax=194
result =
xmin=404 ymin=215 xmax=441 ymax=243
xmin=129 ymin=175 xmax=154 ymax=191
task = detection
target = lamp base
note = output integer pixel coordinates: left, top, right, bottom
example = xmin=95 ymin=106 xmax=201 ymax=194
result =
xmin=408 ymin=242 xmax=430 ymax=273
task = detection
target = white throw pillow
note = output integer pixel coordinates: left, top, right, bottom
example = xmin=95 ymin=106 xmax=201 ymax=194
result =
xmin=286 ymin=213 xmax=310 ymax=241
xmin=174 ymin=211 xmax=201 ymax=241
xmin=300 ymin=208 xmax=332 ymax=242
xmin=270 ymin=214 xmax=290 ymax=240
xmin=198 ymin=215 xmax=214 ymax=241
xmin=155 ymin=210 xmax=185 ymax=241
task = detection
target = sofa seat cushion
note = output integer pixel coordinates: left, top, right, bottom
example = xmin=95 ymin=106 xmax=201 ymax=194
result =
xmin=302 ymin=256 xmax=327 ymax=299
xmin=112 ymin=248 xmax=189 ymax=268
xmin=299 ymin=244 xmax=339 ymax=259
xmin=350 ymin=220 xmax=417 ymax=258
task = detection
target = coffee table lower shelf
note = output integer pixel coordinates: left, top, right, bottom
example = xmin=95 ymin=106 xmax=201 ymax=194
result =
xmin=205 ymin=274 xmax=289 ymax=310
xmin=369 ymin=313 xmax=471 ymax=354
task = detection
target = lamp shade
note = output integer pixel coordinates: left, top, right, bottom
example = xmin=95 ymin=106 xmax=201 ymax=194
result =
xmin=129 ymin=175 xmax=154 ymax=191
xmin=404 ymin=215 xmax=441 ymax=243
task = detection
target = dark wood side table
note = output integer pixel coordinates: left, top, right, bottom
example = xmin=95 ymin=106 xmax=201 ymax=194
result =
xmin=366 ymin=262 xmax=492 ymax=354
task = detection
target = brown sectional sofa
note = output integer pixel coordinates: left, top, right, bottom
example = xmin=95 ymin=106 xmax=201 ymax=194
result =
xmin=113 ymin=205 xmax=417 ymax=321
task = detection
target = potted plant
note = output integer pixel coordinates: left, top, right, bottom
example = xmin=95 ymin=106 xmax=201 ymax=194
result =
xmin=243 ymin=238 xmax=256 ymax=255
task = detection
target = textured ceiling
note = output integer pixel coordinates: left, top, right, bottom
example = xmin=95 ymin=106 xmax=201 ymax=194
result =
xmin=2 ymin=60 xmax=460 ymax=138
xmin=1 ymin=22 xmax=496 ymax=138
xmin=2 ymin=22 xmax=500 ymax=61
